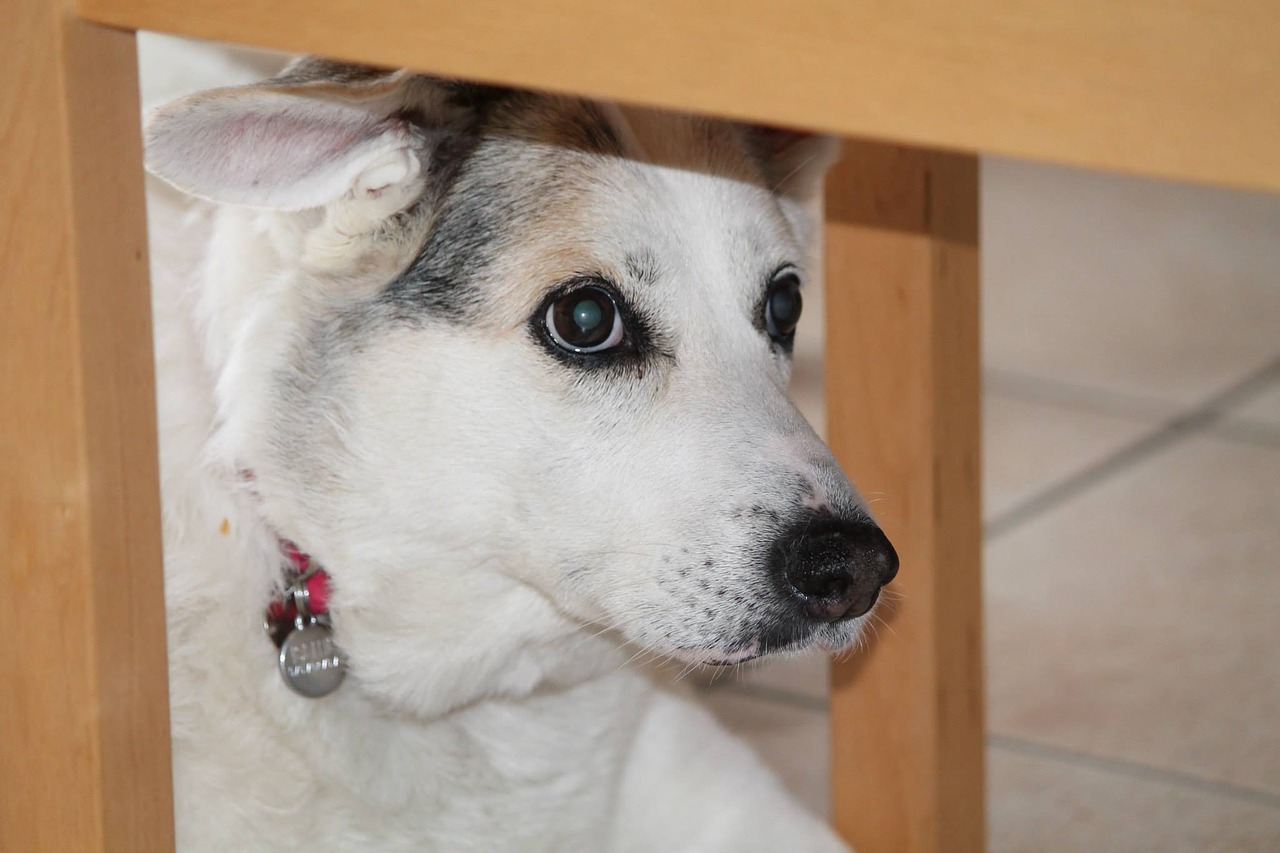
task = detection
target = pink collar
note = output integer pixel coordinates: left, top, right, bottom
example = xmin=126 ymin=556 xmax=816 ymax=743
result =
xmin=266 ymin=539 xmax=331 ymax=624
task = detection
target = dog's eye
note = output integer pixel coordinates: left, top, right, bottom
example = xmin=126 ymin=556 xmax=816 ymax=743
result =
xmin=765 ymin=273 xmax=803 ymax=343
xmin=545 ymin=286 xmax=625 ymax=353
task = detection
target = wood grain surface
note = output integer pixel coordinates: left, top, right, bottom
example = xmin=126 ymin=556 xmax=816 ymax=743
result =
xmin=77 ymin=0 xmax=1280 ymax=192
xmin=825 ymin=141 xmax=985 ymax=853
xmin=1 ymin=10 xmax=174 ymax=851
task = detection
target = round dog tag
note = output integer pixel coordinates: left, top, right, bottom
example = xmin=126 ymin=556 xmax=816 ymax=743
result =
xmin=279 ymin=619 xmax=346 ymax=698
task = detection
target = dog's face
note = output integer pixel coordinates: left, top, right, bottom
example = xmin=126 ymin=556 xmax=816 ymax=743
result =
xmin=149 ymin=60 xmax=896 ymax=707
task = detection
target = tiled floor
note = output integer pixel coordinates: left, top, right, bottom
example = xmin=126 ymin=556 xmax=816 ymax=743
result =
xmin=699 ymin=158 xmax=1280 ymax=851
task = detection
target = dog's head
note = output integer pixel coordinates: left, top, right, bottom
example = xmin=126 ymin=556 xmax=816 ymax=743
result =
xmin=148 ymin=59 xmax=897 ymax=710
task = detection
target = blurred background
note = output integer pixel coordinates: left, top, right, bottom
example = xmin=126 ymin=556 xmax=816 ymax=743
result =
xmin=704 ymin=157 xmax=1280 ymax=852
xmin=139 ymin=34 xmax=1280 ymax=852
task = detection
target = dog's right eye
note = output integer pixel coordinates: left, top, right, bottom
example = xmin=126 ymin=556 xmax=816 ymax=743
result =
xmin=545 ymin=286 xmax=625 ymax=354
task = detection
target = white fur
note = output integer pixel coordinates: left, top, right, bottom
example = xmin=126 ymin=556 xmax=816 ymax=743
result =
xmin=147 ymin=50 xmax=862 ymax=852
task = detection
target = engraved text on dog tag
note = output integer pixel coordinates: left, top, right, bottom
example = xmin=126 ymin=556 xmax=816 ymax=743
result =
xmin=279 ymin=618 xmax=346 ymax=698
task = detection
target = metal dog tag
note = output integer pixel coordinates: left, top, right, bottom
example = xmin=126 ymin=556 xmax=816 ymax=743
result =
xmin=279 ymin=618 xmax=346 ymax=698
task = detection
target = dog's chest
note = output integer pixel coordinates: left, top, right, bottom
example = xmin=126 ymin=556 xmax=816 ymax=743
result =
xmin=167 ymin=618 xmax=643 ymax=852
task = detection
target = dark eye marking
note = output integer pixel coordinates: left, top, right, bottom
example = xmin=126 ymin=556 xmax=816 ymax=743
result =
xmin=531 ymin=276 xmax=660 ymax=371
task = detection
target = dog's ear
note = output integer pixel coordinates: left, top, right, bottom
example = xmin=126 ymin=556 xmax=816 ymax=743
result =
xmin=144 ymin=62 xmax=426 ymax=213
xmin=744 ymin=126 xmax=840 ymax=202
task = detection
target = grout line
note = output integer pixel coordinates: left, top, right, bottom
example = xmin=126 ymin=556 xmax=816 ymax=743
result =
xmin=985 ymin=356 xmax=1280 ymax=541
xmin=1175 ymin=357 xmax=1280 ymax=412
xmin=985 ymin=365 xmax=1280 ymax=446
xmin=984 ymin=418 xmax=1193 ymax=540
xmin=989 ymin=733 xmax=1280 ymax=812
xmin=984 ymin=368 xmax=1179 ymax=422
xmin=1207 ymin=418 xmax=1280 ymax=449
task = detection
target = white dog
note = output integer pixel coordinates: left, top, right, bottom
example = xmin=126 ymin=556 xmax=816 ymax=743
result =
xmin=146 ymin=54 xmax=897 ymax=852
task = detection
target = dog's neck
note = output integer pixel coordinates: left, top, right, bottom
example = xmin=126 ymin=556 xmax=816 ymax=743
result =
xmin=152 ymin=192 xmax=626 ymax=741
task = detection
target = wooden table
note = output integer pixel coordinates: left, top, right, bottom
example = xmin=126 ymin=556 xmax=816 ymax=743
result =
xmin=4 ymin=2 xmax=1277 ymax=851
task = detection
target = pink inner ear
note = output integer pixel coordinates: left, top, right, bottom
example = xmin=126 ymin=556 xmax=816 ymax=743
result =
xmin=145 ymin=88 xmax=402 ymax=208
xmin=218 ymin=107 xmax=381 ymax=193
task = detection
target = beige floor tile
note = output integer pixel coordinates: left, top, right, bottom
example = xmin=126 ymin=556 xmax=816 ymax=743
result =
xmin=987 ymin=434 xmax=1280 ymax=795
xmin=990 ymin=747 xmax=1280 ymax=853
xmin=984 ymin=394 xmax=1156 ymax=522
xmin=699 ymin=691 xmax=830 ymax=818
xmin=1223 ymin=380 xmax=1280 ymax=432
xmin=983 ymin=157 xmax=1280 ymax=407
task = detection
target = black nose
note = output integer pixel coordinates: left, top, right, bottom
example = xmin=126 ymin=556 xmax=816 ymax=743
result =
xmin=772 ymin=516 xmax=899 ymax=623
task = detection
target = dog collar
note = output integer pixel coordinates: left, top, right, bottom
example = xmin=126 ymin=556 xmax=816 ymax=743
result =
xmin=266 ymin=539 xmax=331 ymax=624
xmin=264 ymin=538 xmax=347 ymax=698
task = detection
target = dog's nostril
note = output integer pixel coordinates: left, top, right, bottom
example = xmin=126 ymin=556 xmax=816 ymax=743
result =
xmin=810 ymin=572 xmax=851 ymax=600
xmin=773 ymin=518 xmax=898 ymax=623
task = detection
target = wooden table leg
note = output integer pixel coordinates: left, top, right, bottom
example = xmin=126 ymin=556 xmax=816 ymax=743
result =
xmin=1 ymin=9 xmax=174 ymax=852
xmin=825 ymin=141 xmax=984 ymax=853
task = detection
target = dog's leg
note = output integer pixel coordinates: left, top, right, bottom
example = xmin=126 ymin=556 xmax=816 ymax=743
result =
xmin=608 ymin=690 xmax=851 ymax=853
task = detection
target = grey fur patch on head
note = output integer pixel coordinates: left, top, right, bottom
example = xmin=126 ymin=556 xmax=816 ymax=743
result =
xmin=376 ymin=86 xmax=631 ymax=321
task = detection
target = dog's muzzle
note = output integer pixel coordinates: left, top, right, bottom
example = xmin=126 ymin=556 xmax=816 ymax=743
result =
xmin=771 ymin=514 xmax=899 ymax=623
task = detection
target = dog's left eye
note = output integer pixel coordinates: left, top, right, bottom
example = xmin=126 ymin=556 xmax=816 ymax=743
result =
xmin=545 ymin=285 xmax=626 ymax=353
xmin=764 ymin=273 xmax=803 ymax=343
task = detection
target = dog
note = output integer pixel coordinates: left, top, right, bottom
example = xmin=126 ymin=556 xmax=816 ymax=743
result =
xmin=145 ymin=53 xmax=898 ymax=852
